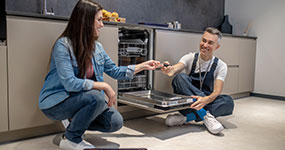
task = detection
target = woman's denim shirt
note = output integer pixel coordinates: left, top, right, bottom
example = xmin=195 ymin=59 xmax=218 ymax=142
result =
xmin=39 ymin=37 xmax=135 ymax=109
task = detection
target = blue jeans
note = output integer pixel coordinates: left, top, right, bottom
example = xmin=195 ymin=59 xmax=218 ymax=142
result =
xmin=42 ymin=90 xmax=123 ymax=143
xmin=172 ymin=73 xmax=234 ymax=119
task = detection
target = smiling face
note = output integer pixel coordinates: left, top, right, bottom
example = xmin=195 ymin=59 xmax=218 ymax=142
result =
xmin=94 ymin=10 xmax=104 ymax=37
xmin=199 ymin=32 xmax=220 ymax=60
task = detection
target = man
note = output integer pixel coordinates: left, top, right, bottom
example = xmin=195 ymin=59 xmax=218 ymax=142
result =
xmin=161 ymin=27 xmax=234 ymax=134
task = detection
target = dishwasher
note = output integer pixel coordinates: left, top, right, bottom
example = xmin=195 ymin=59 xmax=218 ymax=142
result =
xmin=117 ymin=27 xmax=194 ymax=113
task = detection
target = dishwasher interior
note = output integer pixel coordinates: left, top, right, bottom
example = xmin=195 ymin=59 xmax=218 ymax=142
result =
xmin=118 ymin=27 xmax=150 ymax=93
xmin=117 ymin=27 xmax=193 ymax=113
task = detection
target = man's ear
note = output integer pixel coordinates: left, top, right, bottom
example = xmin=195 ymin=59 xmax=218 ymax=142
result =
xmin=215 ymin=44 xmax=220 ymax=50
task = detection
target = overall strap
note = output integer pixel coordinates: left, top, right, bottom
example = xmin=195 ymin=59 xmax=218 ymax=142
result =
xmin=189 ymin=53 xmax=199 ymax=76
xmin=209 ymin=57 xmax=219 ymax=72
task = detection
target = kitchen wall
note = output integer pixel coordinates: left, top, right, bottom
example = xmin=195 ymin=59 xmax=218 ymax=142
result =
xmin=225 ymin=0 xmax=285 ymax=97
xmin=5 ymin=0 xmax=225 ymax=31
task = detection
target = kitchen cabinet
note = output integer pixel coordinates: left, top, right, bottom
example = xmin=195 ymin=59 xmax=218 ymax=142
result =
xmin=215 ymin=37 xmax=256 ymax=94
xmin=215 ymin=37 xmax=240 ymax=65
xmin=6 ymin=16 xmax=67 ymax=130
xmin=238 ymin=38 xmax=256 ymax=93
xmin=215 ymin=37 xmax=240 ymax=95
xmin=222 ymin=67 xmax=239 ymax=94
xmin=0 ymin=44 xmax=8 ymax=132
xmin=154 ymin=30 xmax=201 ymax=93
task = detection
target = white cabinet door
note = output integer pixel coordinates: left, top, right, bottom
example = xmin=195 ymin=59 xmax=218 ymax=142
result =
xmin=0 ymin=45 xmax=8 ymax=132
xmin=154 ymin=30 xmax=201 ymax=93
xmin=215 ymin=37 xmax=239 ymax=66
xmin=238 ymin=38 xmax=256 ymax=93
xmin=215 ymin=37 xmax=240 ymax=94
xmin=222 ymin=67 xmax=239 ymax=95
xmin=7 ymin=16 xmax=67 ymax=130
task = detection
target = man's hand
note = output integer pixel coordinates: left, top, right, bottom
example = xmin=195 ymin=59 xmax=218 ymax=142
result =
xmin=161 ymin=61 xmax=174 ymax=76
xmin=190 ymin=95 xmax=210 ymax=110
xmin=161 ymin=62 xmax=185 ymax=77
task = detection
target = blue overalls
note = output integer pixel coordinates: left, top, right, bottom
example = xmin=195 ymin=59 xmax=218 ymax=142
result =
xmin=172 ymin=53 xmax=234 ymax=121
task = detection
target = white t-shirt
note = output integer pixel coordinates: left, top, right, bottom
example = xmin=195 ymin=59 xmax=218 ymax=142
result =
xmin=179 ymin=52 xmax=228 ymax=81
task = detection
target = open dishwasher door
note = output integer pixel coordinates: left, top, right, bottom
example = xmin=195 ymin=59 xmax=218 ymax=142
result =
xmin=118 ymin=90 xmax=194 ymax=113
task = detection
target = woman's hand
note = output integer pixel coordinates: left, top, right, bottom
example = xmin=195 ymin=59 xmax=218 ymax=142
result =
xmin=134 ymin=60 xmax=161 ymax=74
xmin=190 ymin=95 xmax=210 ymax=110
xmin=104 ymin=83 xmax=116 ymax=107
xmin=93 ymin=82 xmax=116 ymax=107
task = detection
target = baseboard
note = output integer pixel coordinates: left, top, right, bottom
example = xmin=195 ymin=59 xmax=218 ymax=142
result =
xmin=229 ymin=92 xmax=251 ymax=99
xmin=250 ymin=92 xmax=285 ymax=101
xmin=0 ymin=123 xmax=64 ymax=144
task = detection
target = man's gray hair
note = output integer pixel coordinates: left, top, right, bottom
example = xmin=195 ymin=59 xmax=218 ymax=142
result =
xmin=204 ymin=27 xmax=222 ymax=43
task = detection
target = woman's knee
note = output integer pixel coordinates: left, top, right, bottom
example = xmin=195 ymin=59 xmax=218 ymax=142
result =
xmin=109 ymin=111 xmax=123 ymax=132
xmin=83 ymin=90 xmax=106 ymax=108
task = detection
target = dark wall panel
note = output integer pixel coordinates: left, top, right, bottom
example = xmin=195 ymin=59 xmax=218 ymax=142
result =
xmin=6 ymin=0 xmax=224 ymax=31
xmin=0 ymin=0 xmax=6 ymax=40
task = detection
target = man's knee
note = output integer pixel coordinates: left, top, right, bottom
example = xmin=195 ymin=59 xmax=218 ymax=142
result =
xmin=222 ymin=95 xmax=234 ymax=112
xmin=172 ymin=73 xmax=190 ymax=87
xmin=173 ymin=73 xmax=188 ymax=83
xmin=207 ymin=95 xmax=234 ymax=117
xmin=218 ymin=95 xmax=234 ymax=116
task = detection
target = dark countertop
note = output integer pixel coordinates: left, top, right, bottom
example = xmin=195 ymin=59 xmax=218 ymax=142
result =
xmin=6 ymin=11 xmax=257 ymax=40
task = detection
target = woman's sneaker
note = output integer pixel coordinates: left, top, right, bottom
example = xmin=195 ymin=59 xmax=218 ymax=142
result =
xmin=165 ymin=114 xmax=187 ymax=126
xmin=59 ymin=137 xmax=95 ymax=150
xmin=203 ymin=111 xmax=224 ymax=134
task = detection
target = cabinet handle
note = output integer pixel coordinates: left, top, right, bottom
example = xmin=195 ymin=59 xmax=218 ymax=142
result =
xmin=227 ymin=65 xmax=239 ymax=68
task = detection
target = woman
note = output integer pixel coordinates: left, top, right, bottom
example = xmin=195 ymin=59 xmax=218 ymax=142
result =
xmin=38 ymin=0 xmax=160 ymax=149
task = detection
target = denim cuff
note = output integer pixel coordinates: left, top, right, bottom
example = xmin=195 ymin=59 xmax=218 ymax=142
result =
xmin=126 ymin=65 xmax=136 ymax=80
xmin=83 ymin=79 xmax=94 ymax=90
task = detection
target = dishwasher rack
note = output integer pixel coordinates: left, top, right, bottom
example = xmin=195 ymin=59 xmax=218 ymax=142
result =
xmin=118 ymin=75 xmax=147 ymax=90
xmin=119 ymin=39 xmax=147 ymax=57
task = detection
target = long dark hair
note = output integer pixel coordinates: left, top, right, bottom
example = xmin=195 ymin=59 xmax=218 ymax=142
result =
xmin=59 ymin=0 xmax=103 ymax=78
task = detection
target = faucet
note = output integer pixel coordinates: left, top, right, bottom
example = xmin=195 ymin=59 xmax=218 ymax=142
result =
xmin=42 ymin=0 xmax=55 ymax=15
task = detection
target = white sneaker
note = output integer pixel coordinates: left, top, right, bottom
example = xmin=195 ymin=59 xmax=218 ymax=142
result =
xmin=165 ymin=114 xmax=187 ymax=126
xmin=203 ymin=111 xmax=224 ymax=134
xmin=59 ymin=138 xmax=95 ymax=150
xmin=61 ymin=119 xmax=70 ymax=129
